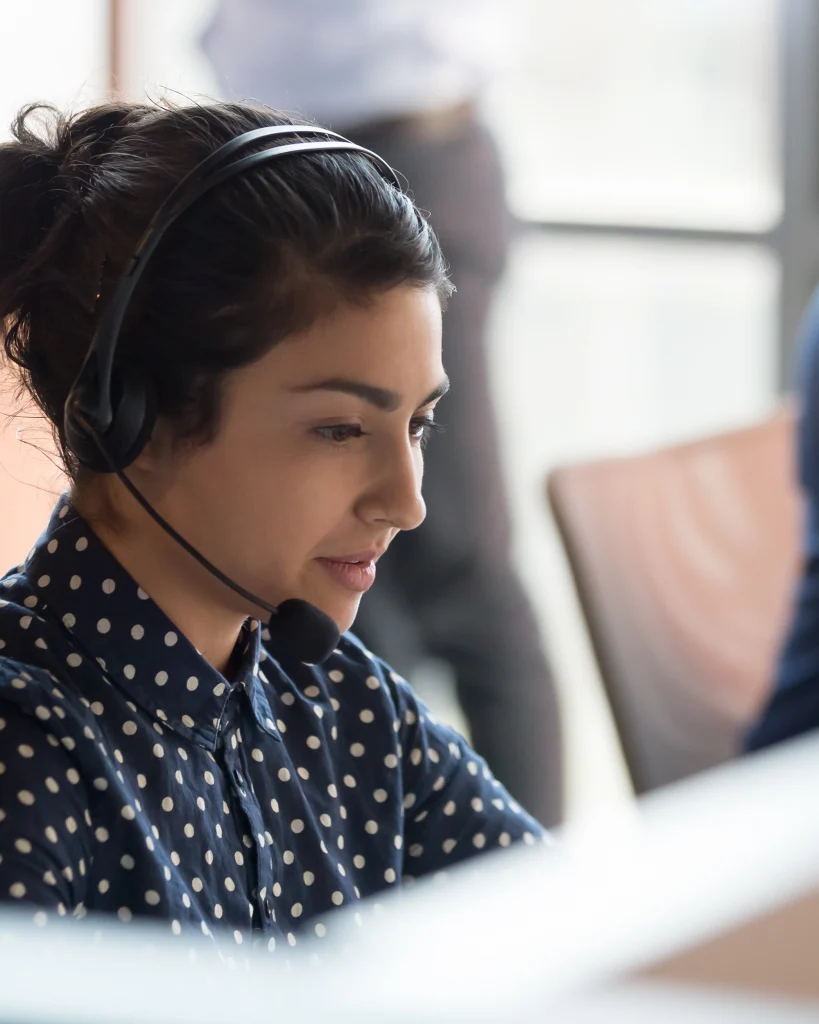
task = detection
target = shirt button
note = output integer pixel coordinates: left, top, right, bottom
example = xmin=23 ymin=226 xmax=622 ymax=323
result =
xmin=263 ymin=896 xmax=273 ymax=920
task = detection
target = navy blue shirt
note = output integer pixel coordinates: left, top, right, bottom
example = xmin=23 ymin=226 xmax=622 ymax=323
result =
xmin=0 ymin=497 xmax=544 ymax=952
xmin=747 ymin=284 xmax=819 ymax=751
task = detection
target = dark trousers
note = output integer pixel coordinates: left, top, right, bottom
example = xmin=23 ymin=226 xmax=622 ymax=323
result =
xmin=347 ymin=112 xmax=564 ymax=826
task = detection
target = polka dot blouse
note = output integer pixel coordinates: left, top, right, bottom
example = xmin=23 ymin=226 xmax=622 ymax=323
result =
xmin=0 ymin=497 xmax=545 ymax=951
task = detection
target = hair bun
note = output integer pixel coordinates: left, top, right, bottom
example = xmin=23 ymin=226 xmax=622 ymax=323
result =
xmin=0 ymin=104 xmax=63 ymax=288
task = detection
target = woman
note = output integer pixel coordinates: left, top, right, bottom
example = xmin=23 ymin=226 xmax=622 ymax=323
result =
xmin=0 ymin=100 xmax=544 ymax=952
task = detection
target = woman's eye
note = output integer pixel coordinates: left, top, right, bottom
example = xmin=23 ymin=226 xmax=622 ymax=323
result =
xmin=411 ymin=417 xmax=445 ymax=448
xmin=316 ymin=424 xmax=366 ymax=444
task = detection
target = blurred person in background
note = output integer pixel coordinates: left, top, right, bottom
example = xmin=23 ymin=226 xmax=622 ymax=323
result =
xmin=202 ymin=0 xmax=563 ymax=826
xmin=747 ymin=285 xmax=819 ymax=752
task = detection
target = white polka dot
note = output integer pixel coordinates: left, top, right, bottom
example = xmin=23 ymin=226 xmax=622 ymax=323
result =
xmin=192 ymin=877 xmax=203 ymax=892
xmin=225 ymin=877 xmax=236 ymax=892
xmin=315 ymin=922 xmax=327 ymax=937
xmin=161 ymin=797 xmax=174 ymax=812
xmin=184 ymin=823 xmax=195 ymax=838
xmin=186 ymin=676 xmax=198 ymax=691
xmin=364 ymin=820 xmax=378 ymax=835
xmin=343 ymin=774 xmax=357 ymax=788
xmin=384 ymin=867 xmax=397 ymax=883
xmin=297 ymin=766 xmax=310 ymax=780
xmin=164 ymin=631 xmax=178 ymax=647
xmin=181 ymin=715 xmax=195 ymax=728
xmin=75 ymin=537 xmax=89 ymax=552
xmin=384 ymin=753 xmax=398 ymax=769
xmin=278 ymin=768 xmax=291 ymax=782
xmin=145 ymin=890 xmax=160 ymax=906
xmin=17 ymin=744 xmax=34 ymax=759
xmin=102 ymin=578 xmax=115 ymax=594
xmin=409 ymin=843 xmax=424 ymax=858
xmin=130 ymin=624 xmax=145 ymax=640
xmin=306 ymin=735 xmax=321 ymax=750
xmin=331 ymin=891 xmax=344 ymax=906
xmin=203 ymin=771 xmax=215 ymax=785
xmin=353 ymin=854 xmax=366 ymax=869
xmin=359 ymin=709 xmax=375 ymax=724
xmin=123 ymin=664 xmax=136 ymax=680
xmin=121 ymin=806 xmax=135 ymax=821
xmin=291 ymin=819 xmax=304 ymax=834
xmin=291 ymin=902 xmax=303 ymax=918
xmin=37 ymin=574 xmax=50 ymax=588
xmin=97 ymin=618 xmax=110 ymax=634
xmin=9 ymin=883 xmax=26 ymax=898
xmin=251 ymin=748 xmax=264 ymax=762
xmin=69 ymin=575 xmax=82 ymax=591
xmin=14 ymin=838 xmax=32 ymax=854
xmin=117 ymin=907 xmax=132 ymax=922
xmin=499 ymin=832 xmax=511 ymax=847
xmin=90 ymin=701 xmax=104 ymax=716
xmin=98 ymin=879 xmax=110 ymax=894
xmin=443 ymin=838 xmax=457 ymax=854
xmin=153 ymin=743 xmax=164 ymax=759
xmin=66 ymin=653 xmax=82 ymax=668
xmin=62 ymin=613 xmax=75 ymax=629
xmin=366 ymin=675 xmax=380 ymax=690
xmin=373 ymin=789 xmax=388 ymax=803
xmin=155 ymin=671 xmax=168 ymax=686
xmin=410 ymin=748 xmax=423 ymax=766
xmin=47 ymin=539 xmax=59 ymax=553
xmin=95 ymin=827 xmax=109 ymax=843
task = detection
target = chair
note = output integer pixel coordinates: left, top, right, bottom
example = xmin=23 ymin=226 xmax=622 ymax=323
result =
xmin=547 ymin=408 xmax=803 ymax=794
xmin=0 ymin=370 xmax=64 ymax=571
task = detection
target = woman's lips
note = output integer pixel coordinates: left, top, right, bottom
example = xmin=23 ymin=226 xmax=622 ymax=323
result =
xmin=316 ymin=557 xmax=377 ymax=593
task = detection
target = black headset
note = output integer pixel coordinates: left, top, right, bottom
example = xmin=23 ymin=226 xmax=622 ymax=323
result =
xmin=61 ymin=124 xmax=403 ymax=665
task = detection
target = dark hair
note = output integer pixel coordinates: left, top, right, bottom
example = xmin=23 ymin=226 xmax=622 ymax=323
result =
xmin=0 ymin=100 xmax=452 ymax=478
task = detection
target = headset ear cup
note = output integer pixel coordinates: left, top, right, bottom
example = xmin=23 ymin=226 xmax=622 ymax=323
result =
xmin=104 ymin=368 xmax=157 ymax=473
xmin=64 ymin=369 xmax=157 ymax=474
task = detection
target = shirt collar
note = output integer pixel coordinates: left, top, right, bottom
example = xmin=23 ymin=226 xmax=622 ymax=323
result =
xmin=25 ymin=496 xmax=280 ymax=751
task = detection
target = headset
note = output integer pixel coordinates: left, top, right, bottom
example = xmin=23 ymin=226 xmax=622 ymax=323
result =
xmin=63 ymin=124 xmax=403 ymax=665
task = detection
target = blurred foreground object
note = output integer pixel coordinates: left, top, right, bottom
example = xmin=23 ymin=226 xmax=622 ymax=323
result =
xmin=201 ymin=0 xmax=563 ymax=826
xmin=548 ymin=408 xmax=802 ymax=792
xmin=3 ymin=728 xmax=819 ymax=1020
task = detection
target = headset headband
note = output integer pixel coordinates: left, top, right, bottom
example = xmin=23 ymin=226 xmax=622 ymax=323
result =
xmin=64 ymin=124 xmax=402 ymax=459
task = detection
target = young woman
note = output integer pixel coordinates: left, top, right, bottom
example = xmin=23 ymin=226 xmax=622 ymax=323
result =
xmin=0 ymin=100 xmax=544 ymax=953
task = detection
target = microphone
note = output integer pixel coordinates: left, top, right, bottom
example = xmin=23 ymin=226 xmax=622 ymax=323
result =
xmin=91 ymin=439 xmax=341 ymax=664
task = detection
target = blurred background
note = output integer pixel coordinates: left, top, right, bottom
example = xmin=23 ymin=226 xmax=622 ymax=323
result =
xmin=1 ymin=0 xmax=815 ymax=824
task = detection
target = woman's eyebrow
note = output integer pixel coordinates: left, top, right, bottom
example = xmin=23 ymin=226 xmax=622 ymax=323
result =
xmin=288 ymin=376 xmax=450 ymax=412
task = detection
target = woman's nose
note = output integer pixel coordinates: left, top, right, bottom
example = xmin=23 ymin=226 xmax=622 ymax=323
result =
xmin=361 ymin=441 xmax=427 ymax=532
